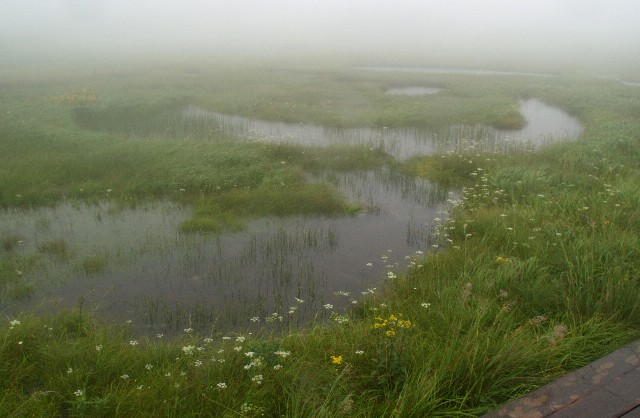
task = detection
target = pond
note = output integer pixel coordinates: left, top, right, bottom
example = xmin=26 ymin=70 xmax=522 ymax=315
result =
xmin=1 ymin=171 xmax=450 ymax=335
xmin=0 ymin=99 xmax=582 ymax=336
xmin=386 ymin=86 xmax=443 ymax=95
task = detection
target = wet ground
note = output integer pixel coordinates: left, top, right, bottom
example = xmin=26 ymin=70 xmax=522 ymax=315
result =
xmin=1 ymin=98 xmax=583 ymax=336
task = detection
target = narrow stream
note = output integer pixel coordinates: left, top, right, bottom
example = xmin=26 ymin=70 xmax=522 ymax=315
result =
xmin=184 ymin=98 xmax=582 ymax=160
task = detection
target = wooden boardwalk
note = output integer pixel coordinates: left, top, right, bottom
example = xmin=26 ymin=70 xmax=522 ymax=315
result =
xmin=483 ymin=339 xmax=640 ymax=418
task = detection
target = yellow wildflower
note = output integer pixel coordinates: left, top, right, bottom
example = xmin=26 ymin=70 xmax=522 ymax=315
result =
xmin=330 ymin=355 xmax=343 ymax=365
xmin=398 ymin=320 xmax=412 ymax=328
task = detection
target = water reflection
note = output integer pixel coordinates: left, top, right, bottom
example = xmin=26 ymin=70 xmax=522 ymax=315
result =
xmin=185 ymin=98 xmax=582 ymax=160
xmin=1 ymin=169 xmax=450 ymax=335
xmin=1 ymin=98 xmax=582 ymax=335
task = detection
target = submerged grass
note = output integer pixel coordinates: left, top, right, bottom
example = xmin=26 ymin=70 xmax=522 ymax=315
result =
xmin=37 ymin=239 xmax=69 ymax=260
xmin=1 ymin=61 xmax=640 ymax=416
xmin=0 ymin=249 xmax=38 ymax=302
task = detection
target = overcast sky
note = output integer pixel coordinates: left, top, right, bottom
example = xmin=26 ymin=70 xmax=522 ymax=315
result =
xmin=2 ymin=0 xmax=639 ymax=71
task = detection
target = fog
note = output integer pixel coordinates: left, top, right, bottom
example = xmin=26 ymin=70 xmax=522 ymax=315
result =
xmin=2 ymin=0 xmax=640 ymax=74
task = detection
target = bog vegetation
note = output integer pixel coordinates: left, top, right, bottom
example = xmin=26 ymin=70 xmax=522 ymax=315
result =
xmin=1 ymin=59 xmax=640 ymax=416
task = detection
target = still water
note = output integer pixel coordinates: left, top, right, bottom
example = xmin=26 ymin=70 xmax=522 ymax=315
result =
xmin=0 ymin=99 xmax=582 ymax=335
xmin=185 ymin=98 xmax=582 ymax=160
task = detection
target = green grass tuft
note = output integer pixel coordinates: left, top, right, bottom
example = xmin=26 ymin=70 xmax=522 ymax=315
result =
xmin=81 ymin=255 xmax=107 ymax=274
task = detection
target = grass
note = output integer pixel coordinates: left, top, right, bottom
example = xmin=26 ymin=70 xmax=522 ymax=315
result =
xmin=2 ymin=235 xmax=24 ymax=252
xmin=37 ymin=240 xmax=70 ymax=260
xmin=184 ymin=65 xmax=529 ymax=130
xmin=0 ymin=121 xmax=387 ymax=232
xmin=1 ymin=59 xmax=640 ymax=416
xmin=80 ymin=255 xmax=108 ymax=275
xmin=0 ymin=244 xmax=38 ymax=302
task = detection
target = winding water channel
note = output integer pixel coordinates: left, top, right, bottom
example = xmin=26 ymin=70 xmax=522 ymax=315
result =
xmin=1 ymin=98 xmax=583 ymax=335
xmin=185 ymin=98 xmax=582 ymax=160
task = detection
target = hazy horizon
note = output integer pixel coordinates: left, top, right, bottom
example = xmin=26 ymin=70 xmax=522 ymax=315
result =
xmin=2 ymin=0 xmax=640 ymax=75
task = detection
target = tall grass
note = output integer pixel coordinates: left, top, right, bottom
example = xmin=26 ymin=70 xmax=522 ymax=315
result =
xmin=1 ymin=62 xmax=640 ymax=416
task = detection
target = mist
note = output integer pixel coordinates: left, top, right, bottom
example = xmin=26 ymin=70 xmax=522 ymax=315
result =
xmin=2 ymin=0 xmax=640 ymax=74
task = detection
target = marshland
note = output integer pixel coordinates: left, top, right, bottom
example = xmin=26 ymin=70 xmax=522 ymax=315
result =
xmin=2 ymin=1 xmax=640 ymax=416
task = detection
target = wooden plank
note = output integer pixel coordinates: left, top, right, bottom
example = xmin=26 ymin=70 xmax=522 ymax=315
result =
xmin=483 ymin=340 xmax=640 ymax=418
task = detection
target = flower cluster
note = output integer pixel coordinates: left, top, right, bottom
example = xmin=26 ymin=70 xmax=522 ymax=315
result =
xmin=371 ymin=314 xmax=413 ymax=338
xmin=331 ymin=313 xmax=349 ymax=324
